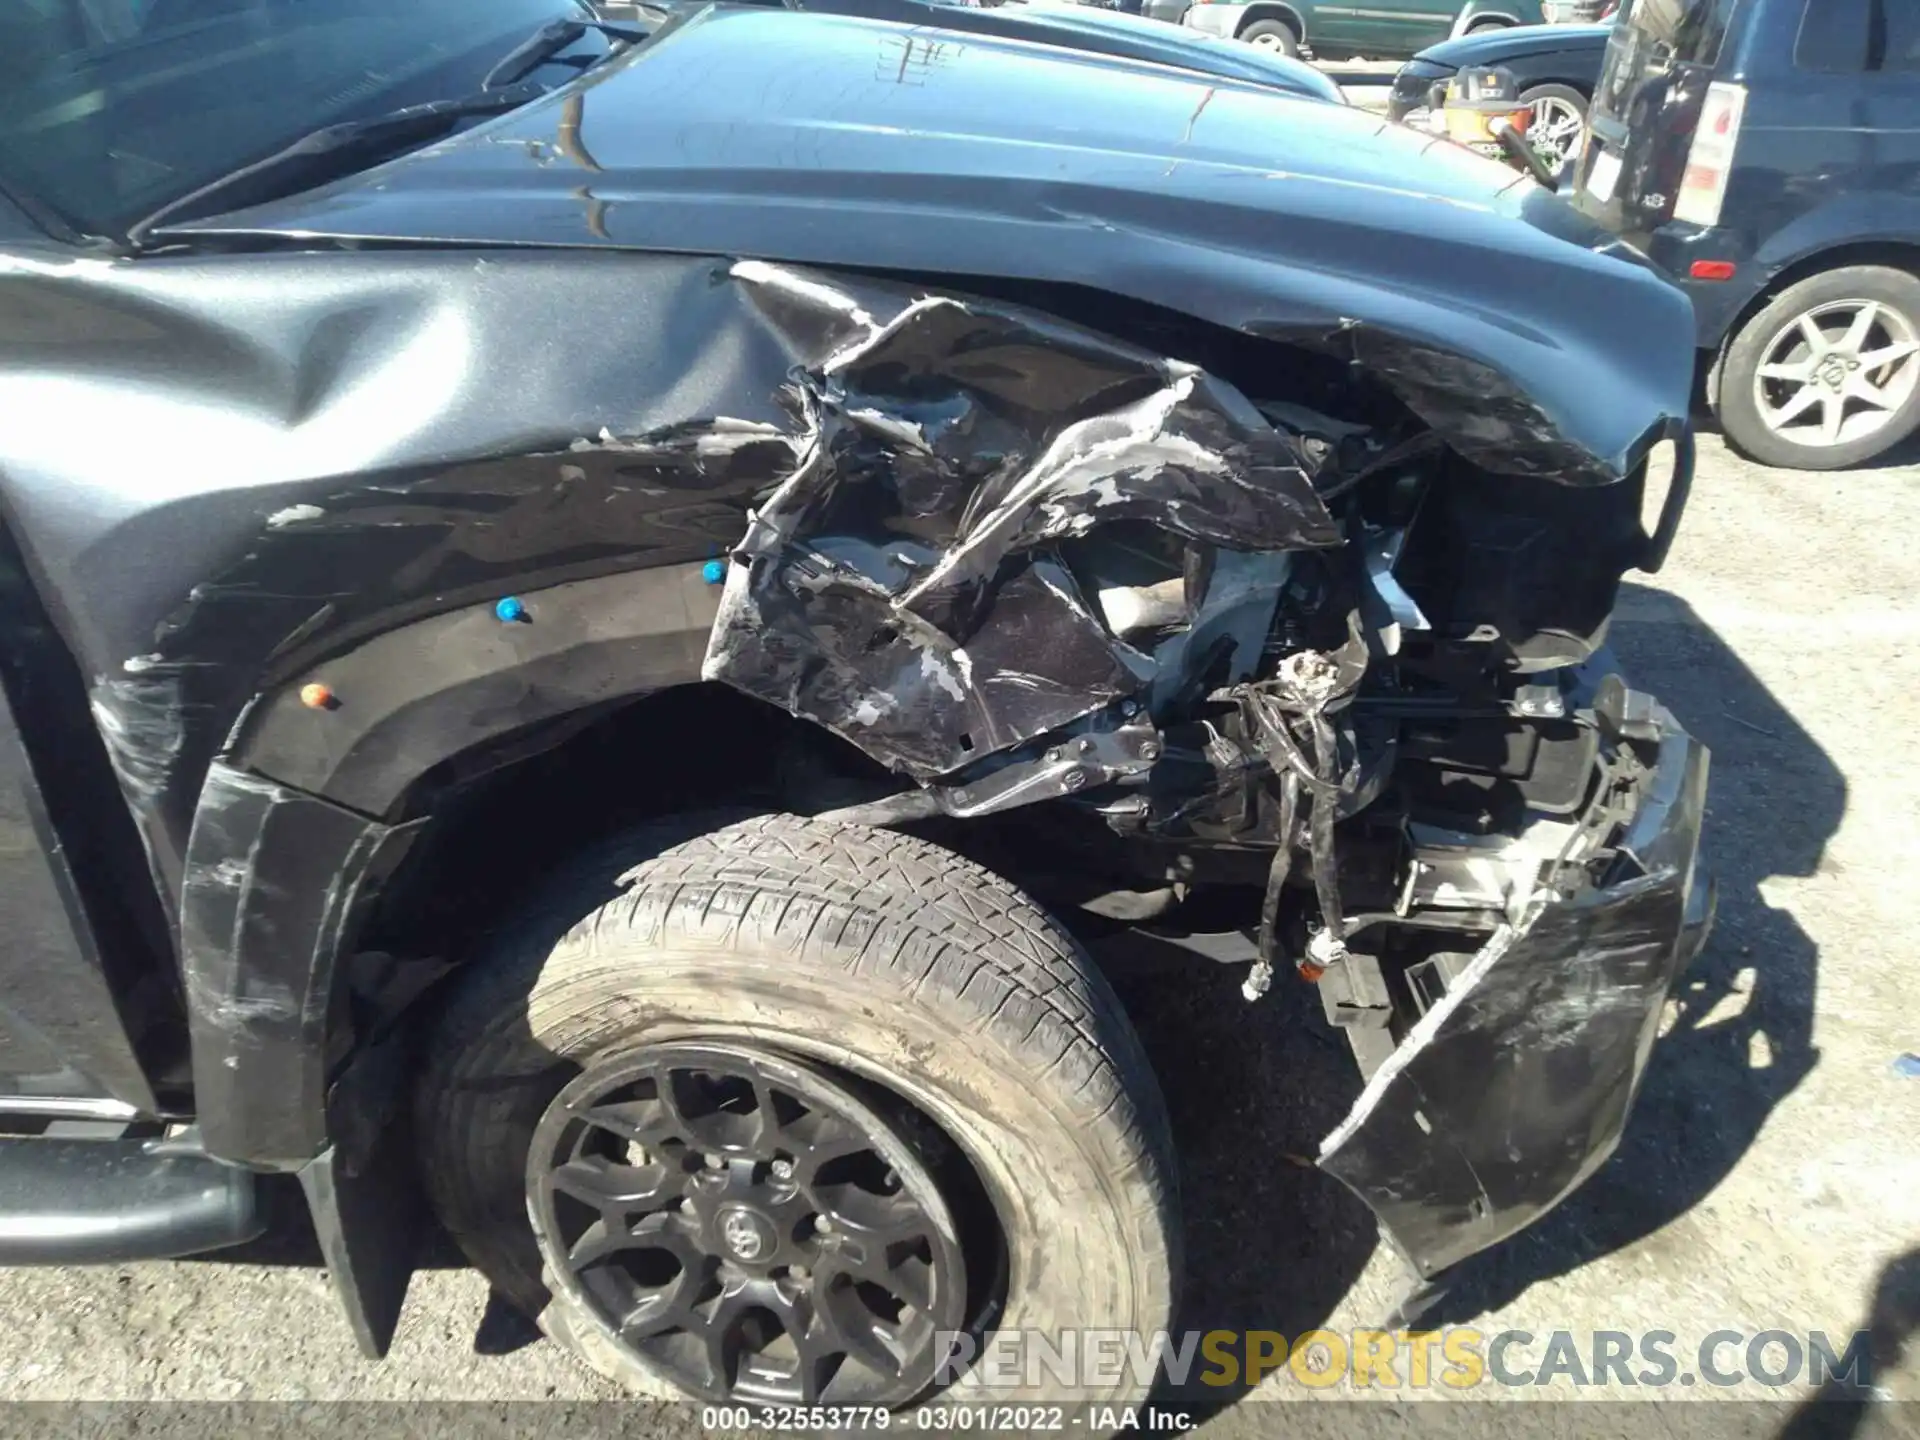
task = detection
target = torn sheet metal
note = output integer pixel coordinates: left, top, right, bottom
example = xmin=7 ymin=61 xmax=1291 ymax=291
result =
xmin=702 ymin=263 xmax=1338 ymax=778
xmin=1318 ymin=723 xmax=1712 ymax=1277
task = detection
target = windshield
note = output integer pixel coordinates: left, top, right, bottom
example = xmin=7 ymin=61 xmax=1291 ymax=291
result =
xmin=0 ymin=0 xmax=596 ymax=240
xmin=1617 ymin=0 xmax=1739 ymax=59
xmin=1590 ymin=0 xmax=1738 ymax=136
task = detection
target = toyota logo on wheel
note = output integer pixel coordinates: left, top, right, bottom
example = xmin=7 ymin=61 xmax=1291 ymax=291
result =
xmin=719 ymin=1207 xmax=772 ymax=1263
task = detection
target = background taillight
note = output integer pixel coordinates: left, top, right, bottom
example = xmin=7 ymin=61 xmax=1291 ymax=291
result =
xmin=1672 ymin=81 xmax=1746 ymax=228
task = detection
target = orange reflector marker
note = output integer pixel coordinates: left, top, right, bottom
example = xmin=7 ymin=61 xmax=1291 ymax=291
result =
xmin=300 ymin=683 xmax=335 ymax=710
xmin=1690 ymin=260 xmax=1737 ymax=281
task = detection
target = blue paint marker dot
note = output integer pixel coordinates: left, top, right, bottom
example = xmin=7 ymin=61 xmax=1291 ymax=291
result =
xmin=495 ymin=596 xmax=527 ymax=623
xmin=702 ymin=560 xmax=727 ymax=585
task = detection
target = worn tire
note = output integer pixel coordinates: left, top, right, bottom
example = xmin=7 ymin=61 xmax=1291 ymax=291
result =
xmin=415 ymin=813 xmax=1178 ymax=1405
xmin=1717 ymin=264 xmax=1920 ymax=471
xmin=1239 ymin=18 xmax=1300 ymax=54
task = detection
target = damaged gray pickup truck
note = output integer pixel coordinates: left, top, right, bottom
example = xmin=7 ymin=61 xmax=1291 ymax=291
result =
xmin=0 ymin=0 xmax=1712 ymax=1410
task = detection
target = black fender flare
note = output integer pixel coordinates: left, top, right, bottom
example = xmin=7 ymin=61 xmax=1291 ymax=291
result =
xmin=228 ymin=562 xmax=723 ymax=819
xmin=181 ymin=559 xmax=721 ymax=1166
xmin=177 ymin=561 xmax=722 ymax=1353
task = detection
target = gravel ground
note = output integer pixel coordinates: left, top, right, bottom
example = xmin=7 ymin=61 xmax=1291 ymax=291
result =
xmin=0 ymin=435 xmax=1915 ymax=1433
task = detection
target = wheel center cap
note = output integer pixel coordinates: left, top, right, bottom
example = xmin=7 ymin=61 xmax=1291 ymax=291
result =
xmin=717 ymin=1205 xmax=776 ymax=1263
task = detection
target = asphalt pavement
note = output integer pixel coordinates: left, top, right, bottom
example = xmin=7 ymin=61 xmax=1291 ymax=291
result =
xmin=0 ymin=434 xmax=1915 ymax=1431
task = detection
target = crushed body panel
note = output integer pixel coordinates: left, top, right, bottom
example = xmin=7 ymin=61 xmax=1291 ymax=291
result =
xmin=0 ymin=4 xmax=1713 ymax=1289
xmin=703 ymin=263 xmax=1338 ymax=777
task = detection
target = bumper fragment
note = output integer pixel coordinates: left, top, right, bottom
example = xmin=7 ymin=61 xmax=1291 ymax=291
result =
xmin=1319 ymin=708 xmax=1711 ymax=1277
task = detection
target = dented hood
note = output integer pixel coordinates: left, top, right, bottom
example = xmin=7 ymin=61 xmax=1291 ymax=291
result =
xmin=167 ymin=5 xmax=1696 ymax=483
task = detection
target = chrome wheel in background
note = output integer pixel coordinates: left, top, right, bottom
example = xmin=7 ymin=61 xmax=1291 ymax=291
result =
xmin=1522 ymin=89 xmax=1587 ymax=167
xmin=1717 ymin=264 xmax=1920 ymax=470
xmin=1752 ymin=298 xmax=1920 ymax=449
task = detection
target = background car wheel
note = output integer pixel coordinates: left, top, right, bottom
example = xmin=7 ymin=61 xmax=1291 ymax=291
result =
xmin=1518 ymin=83 xmax=1587 ymax=167
xmin=1238 ymin=19 xmax=1299 ymax=54
xmin=1466 ymin=16 xmax=1510 ymax=32
xmin=416 ymin=814 xmax=1178 ymax=1407
xmin=1717 ymin=265 xmax=1920 ymax=470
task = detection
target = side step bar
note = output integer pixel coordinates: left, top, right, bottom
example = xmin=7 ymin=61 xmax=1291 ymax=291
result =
xmin=0 ymin=1135 xmax=264 ymax=1264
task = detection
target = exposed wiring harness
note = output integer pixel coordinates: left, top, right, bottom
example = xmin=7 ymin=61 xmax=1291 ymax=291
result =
xmin=1233 ymin=616 xmax=1370 ymax=999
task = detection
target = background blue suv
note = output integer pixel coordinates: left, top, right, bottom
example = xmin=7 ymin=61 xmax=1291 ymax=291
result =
xmin=1573 ymin=0 xmax=1920 ymax=470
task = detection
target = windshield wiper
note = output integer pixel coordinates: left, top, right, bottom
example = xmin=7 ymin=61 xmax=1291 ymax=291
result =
xmin=483 ymin=17 xmax=645 ymax=91
xmin=125 ymin=84 xmax=546 ymax=248
xmin=126 ymin=17 xmax=646 ymax=250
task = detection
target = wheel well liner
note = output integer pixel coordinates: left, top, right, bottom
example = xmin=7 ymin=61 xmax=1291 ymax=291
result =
xmin=229 ymin=561 xmax=725 ymax=820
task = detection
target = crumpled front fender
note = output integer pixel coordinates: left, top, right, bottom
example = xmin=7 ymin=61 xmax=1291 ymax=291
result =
xmin=1319 ymin=711 xmax=1713 ymax=1277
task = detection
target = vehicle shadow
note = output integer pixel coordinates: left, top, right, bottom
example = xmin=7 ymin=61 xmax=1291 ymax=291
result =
xmin=185 ymin=1162 xmax=549 ymax=1354
xmin=1404 ymin=582 xmax=1839 ymax=1328
xmin=1097 ymin=928 xmax=1377 ymax=1411
xmin=1777 ymin=1247 xmax=1919 ymax=1436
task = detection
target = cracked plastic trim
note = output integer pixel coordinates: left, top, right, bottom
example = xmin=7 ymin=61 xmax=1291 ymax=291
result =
xmin=179 ymin=763 xmax=421 ymax=1167
xmin=1317 ymin=718 xmax=1711 ymax=1277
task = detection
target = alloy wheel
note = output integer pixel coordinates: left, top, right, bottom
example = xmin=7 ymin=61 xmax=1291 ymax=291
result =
xmin=1526 ymin=95 xmax=1586 ymax=166
xmin=528 ymin=1043 xmax=972 ymax=1405
xmin=1753 ymin=298 xmax=1920 ymax=449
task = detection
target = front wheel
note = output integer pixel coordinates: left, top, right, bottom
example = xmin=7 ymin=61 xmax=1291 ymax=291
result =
xmin=1518 ymin=83 xmax=1588 ymax=168
xmin=415 ymin=814 xmax=1179 ymax=1408
xmin=1716 ymin=264 xmax=1920 ymax=470
xmin=1239 ymin=18 xmax=1300 ymax=54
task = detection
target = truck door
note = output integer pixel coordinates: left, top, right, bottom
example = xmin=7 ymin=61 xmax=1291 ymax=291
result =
xmin=1316 ymin=0 xmax=1455 ymax=57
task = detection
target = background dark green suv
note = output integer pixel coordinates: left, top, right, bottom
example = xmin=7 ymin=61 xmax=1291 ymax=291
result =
xmin=1177 ymin=0 xmax=1548 ymax=60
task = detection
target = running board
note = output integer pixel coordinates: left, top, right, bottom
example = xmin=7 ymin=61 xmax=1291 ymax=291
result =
xmin=0 ymin=1135 xmax=264 ymax=1264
